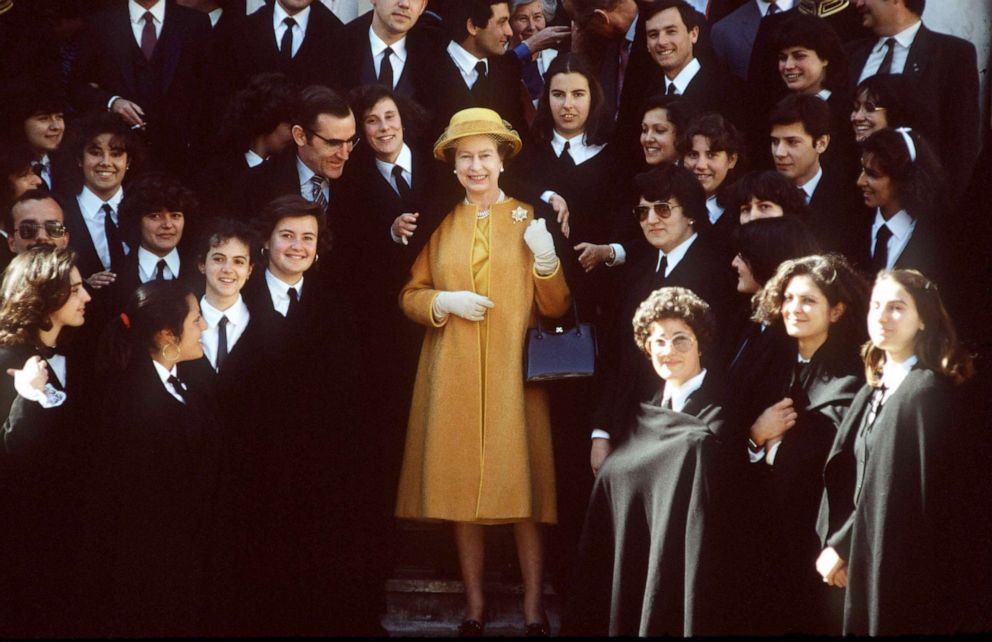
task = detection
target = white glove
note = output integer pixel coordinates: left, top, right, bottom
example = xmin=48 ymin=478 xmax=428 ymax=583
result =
xmin=433 ymin=291 xmax=495 ymax=322
xmin=523 ymin=218 xmax=559 ymax=275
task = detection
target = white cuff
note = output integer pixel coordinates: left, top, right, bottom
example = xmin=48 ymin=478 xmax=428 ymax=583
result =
xmin=16 ymin=382 xmax=66 ymax=409
xmin=107 ymin=95 xmax=121 ymax=110
xmin=765 ymin=440 xmax=784 ymax=465
xmin=540 ymin=190 xmax=557 ymax=204
xmin=390 ymin=228 xmax=403 ymax=244
xmin=606 ymin=243 xmax=626 ymax=267
xmin=591 ymin=429 xmax=611 ymax=440
xmin=747 ymin=446 xmax=765 ymax=464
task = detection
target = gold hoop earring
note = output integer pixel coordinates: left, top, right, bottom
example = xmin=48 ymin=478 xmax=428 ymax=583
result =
xmin=160 ymin=342 xmax=181 ymax=362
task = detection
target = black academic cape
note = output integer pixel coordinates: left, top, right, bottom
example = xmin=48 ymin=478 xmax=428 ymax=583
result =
xmin=563 ymin=377 xmax=740 ymax=636
xmin=743 ymin=344 xmax=863 ymax=635
xmin=817 ymin=367 xmax=968 ymax=635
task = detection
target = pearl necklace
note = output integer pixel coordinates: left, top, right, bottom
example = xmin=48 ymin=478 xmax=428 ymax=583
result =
xmin=466 ymin=190 xmax=506 ymax=219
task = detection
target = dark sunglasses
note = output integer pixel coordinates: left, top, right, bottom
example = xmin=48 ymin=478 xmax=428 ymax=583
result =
xmin=634 ymin=202 xmax=681 ymax=221
xmin=16 ymin=220 xmax=67 ymax=240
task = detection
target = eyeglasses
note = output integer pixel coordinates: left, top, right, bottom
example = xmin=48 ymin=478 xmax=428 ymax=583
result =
xmin=634 ymin=202 xmax=682 ymax=221
xmin=648 ymin=334 xmax=694 ymax=353
xmin=16 ymin=220 xmax=67 ymax=240
xmin=852 ymin=101 xmax=886 ymax=115
xmin=306 ymin=130 xmax=361 ymax=151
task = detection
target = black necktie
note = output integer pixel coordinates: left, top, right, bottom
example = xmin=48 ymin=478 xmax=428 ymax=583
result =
xmin=766 ymin=1 xmax=780 ymax=15
xmin=872 ymin=223 xmax=893 ymax=273
xmin=861 ymin=384 xmax=887 ymax=437
xmin=798 ymin=185 xmax=809 ymax=204
xmin=657 ymin=254 xmax=668 ymax=279
xmin=101 ymin=204 xmax=125 ymax=272
xmin=167 ymin=374 xmax=188 ymax=403
xmin=140 ymin=11 xmax=157 ymax=60
xmin=789 ymin=360 xmax=810 ymax=408
xmin=32 ymin=163 xmax=50 ymax=190
xmin=877 ymin=38 xmax=897 ymax=75
xmin=472 ymin=60 xmax=489 ymax=101
xmin=379 ymin=46 xmax=394 ymax=88
xmin=281 ymin=17 xmax=296 ymax=60
xmin=154 ymin=259 xmax=167 ymax=281
xmin=560 ymin=141 xmax=576 ymax=168
xmin=391 ymin=165 xmax=413 ymax=201
xmin=216 ymin=315 xmax=229 ymax=371
xmin=286 ymin=286 xmax=300 ymax=318
xmin=666 ymin=81 xmax=678 ymax=96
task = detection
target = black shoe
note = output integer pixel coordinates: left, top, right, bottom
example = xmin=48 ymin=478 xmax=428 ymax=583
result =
xmin=525 ymin=622 xmax=550 ymax=637
xmin=458 ymin=619 xmax=485 ymax=637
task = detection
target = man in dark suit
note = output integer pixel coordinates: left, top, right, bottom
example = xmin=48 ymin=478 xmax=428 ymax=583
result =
xmin=421 ymin=0 xmax=527 ymax=138
xmin=846 ymin=0 xmax=979 ymax=195
xmin=70 ymin=0 xmax=212 ymax=178
xmin=332 ymin=0 xmax=442 ymax=108
xmin=769 ymin=94 xmax=860 ymax=255
xmin=243 ymin=85 xmax=357 ymax=229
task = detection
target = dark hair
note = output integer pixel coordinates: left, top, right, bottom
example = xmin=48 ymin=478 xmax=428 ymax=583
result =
xmin=905 ymin=0 xmax=925 ymax=16
xmin=219 ymin=72 xmax=299 ymax=153
xmin=6 ymin=189 xmax=63 ymax=234
xmin=62 ymin=110 xmax=142 ymax=196
xmin=253 ymin=194 xmax=331 ymax=258
xmin=632 ymin=285 xmax=716 ymax=357
xmin=641 ymin=0 xmax=700 ymax=32
xmin=773 ymin=13 xmax=848 ymax=93
xmin=733 ymin=216 xmax=821 ymax=287
xmin=1 ymin=80 xmax=65 ymax=144
xmin=864 ymin=269 xmax=972 ymax=386
xmin=860 ymin=127 xmax=943 ymax=221
xmin=640 ymin=95 xmax=690 ymax=135
xmin=294 ymin=85 xmax=353 ymax=136
xmin=633 ymin=164 xmax=709 ymax=231
xmin=197 ymin=218 xmax=256 ymax=266
xmin=118 ymin=172 xmax=197 ymax=248
xmin=0 ymin=143 xmax=41 ymax=212
xmin=531 ymin=53 xmax=612 ymax=145
xmin=754 ymin=253 xmax=869 ymax=355
xmin=724 ymin=170 xmax=811 ymax=221
xmin=97 ymin=280 xmax=195 ymax=377
xmin=348 ymin=83 xmax=430 ymax=147
xmin=769 ymin=93 xmax=832 ymax=140
xmin=443 ymin=0 xmax=506 ymax=42
xmin=0 ymin=246 xmax=78 ymax=348
xmin=854 ymin=74 xmax=935 ymax=137
xmin=566 ymin=0 xmax=624 ymax=27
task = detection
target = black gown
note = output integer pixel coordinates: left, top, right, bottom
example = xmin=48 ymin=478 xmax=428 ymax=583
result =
xmin=564 ymin=376 xmax=742 ymax=636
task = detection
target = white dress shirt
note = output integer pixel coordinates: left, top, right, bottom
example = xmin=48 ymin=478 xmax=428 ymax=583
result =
xmin=661 ymin=368 xmax=707 ymax=413
xmin=665 ymin=57 xmax=701 ymax=96
xmin=297 ymin=156 xmax=329 ymax=204
xmin=152 ymin=359 xmax=185 ymax=404
xmin=757 ymin=0 xmax=795 ymax=17
xmin=37 ymin=154 xmax=53 ymax=189
xmin=200 ymin=295 xmax=250 ymax=371
xmin=77 ymin=186 xmax=126 ymax=271
xmin=137 ymin=246 xmax=181 ymax=283
xmin=447 ymin=40 xmax=488 ymax=89
xmin=375 ymin=143 xmax=414 ymax=196
xmin=46 ymin=353 xmax=67 ymax=391
xmin=274 ymin=1 xmax=311 ymax=58
xmin=871 ymin=208 xmax=916 ymax=270
xmin=858 ymin=20 xmax=923 ymax=83
xmin=549 ymin=130 xmax=606 ymax=166
xmin=265 ymin=269 xmax=303 ymax=317
xmin=369 ymin=26 xmax=407 ymax=87
xmin=705 ymin=195 xmax=724 ymax=225
xmin=208 ymin=7 xmax=223 ymax=27
xmin=878 ymin=355 xmax=919 ymax=403
xmin=321 ymin=0 xmax=372 ymax=23
xmin=657 ymin=232 xmax=697 ymax=276
xmin=245 ymin=149 xmax=266 ymax=168
xmin=128 ymin=0 xmax=165 ymax=45
xmin=798 ymin=165 xmax=823 ymax=204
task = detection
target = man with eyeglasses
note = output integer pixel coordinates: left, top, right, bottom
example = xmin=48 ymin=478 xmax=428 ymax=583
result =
xmin=5 ymin=190 xmax=70 ymax=257
xmin=244 ymin=84 xmax=358 ymax=219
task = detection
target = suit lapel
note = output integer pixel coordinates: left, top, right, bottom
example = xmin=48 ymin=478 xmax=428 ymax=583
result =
xmin=903 ymin=24 xmax=932 ymax=79
xmin=110 ymin=4 xmax=140 ymax=96
xmin=155 ymin=0 xmax=183 ymax=94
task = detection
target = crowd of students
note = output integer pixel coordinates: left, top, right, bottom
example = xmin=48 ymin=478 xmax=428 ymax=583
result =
xmin=0 ymin=0 xmax=990 ymax=637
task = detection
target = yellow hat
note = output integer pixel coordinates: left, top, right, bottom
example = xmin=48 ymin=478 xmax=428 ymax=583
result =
xmin=432 ymin=108 xmax=523 ymax=161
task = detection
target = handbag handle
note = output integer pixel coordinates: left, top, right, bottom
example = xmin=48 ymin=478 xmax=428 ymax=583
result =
xmin=533 ymin=298 xmax=584 ymax=339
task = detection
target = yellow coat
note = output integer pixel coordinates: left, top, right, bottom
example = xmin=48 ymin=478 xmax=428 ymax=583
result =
xmin=396 ymin=198 xmax=571 ymax=524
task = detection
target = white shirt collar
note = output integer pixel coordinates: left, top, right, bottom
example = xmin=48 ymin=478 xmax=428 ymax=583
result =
xmin=873 ymin=208 xmax=914 ymax=240
xmin=816 ymin=88 xmax=832 ymax=101
xmin=137 ymin=246 xmax=181 ymax=282
xmin=877 ymin=19 xmax=922 ymax=51
xmin=273 ymin=0 xmax=310 ymax=32
xmin=880 ymin=355 xmax=918 ymax=392
xmin=447 ymin=40 xmax=487 ymax=77
xmin=757 ymin=0 xmax=794 ymax=17
xmin=705 ymin=195 xmax=724 ymax=225
xmin=625 ymin=13 xmax=638 ymax=44
xmin=201 ymin=294 xmax=249 ymax=329
xmin=151 ymin=358 xmax=184 ymax=402
xmin=375 ymin=142 xmax=413 ymax=175
xmin=79 ymin=185 xmax=124 ymax=220
xmin=39 ymin=154 xmax=51 ymax=170
xmin=798 ymin=165 xmax=823 ymax=199
xmin=245 ymin=149 xmax=266 ymax=168
xmin=208 ymin=7 xmax=222 ymax=27
xmin=129 ymin=0 xmax=165 ymax=25
xmin=666 ymin=56 xmax=701 ymax=94
xmin=265 ymin=268 xmax=303 ymax=315
xmin=656 ymin=232 xmax=698 ymax=275
xmin=296 ymin=154 xmax=318 ymax=189
xmin=369 ymin=25 xmax=408 ymax=62
xmin=550 ymin=130 xmax=605 ymax=165
xmin=662 ymin=368 xmax=707 ymax=413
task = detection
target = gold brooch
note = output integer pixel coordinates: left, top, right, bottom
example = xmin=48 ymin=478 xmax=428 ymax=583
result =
xmin=511 ymin=207 xmax=528 ymax=223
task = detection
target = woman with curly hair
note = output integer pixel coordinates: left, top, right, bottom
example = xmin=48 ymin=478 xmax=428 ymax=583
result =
xmin=740 ymin=253 xmax=868 ymax=634
xmin=565 ymin=286 xmax=738 ymax=636
xmin=0 ymin=246 xmax=92 ymax=637
xmin=817 ymin=269 xmax=975 ymax=635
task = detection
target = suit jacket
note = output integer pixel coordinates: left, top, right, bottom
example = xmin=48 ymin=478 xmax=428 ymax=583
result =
xmin=852 ymin=211 xmax=946 ymax=286
xmin=807 ymin=163 xmax=862 ymax=255
xmin=109 ymin=249 xmax=204 ymax=314
xmin=846 ymin=25 xmax=980 ymax=195
xmin=71 ymin=0 xmax=212 ymax=176
xmin=711 ymin=0 xmax=762 ymax=80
